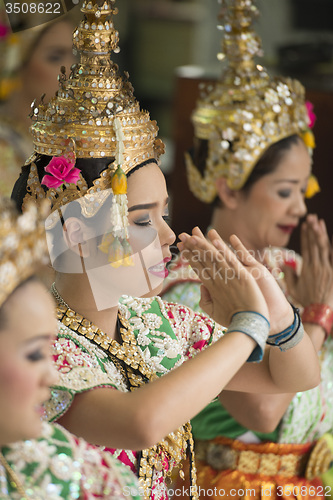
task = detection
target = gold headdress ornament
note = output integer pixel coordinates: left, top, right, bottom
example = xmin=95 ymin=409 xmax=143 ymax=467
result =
xmin=22 ymin=0 xmax=164 ymax=265
xmin=0 ymin=197 xmax=49 ymax=307
xmin=186 ymin=0 xmax=318 ymax=203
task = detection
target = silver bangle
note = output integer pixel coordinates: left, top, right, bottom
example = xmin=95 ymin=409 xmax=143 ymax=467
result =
xmin=277 ymin=322 xmax=304 ymax=351
xmin=226 ymin=311 xmax=270 ymax=362
xmin=267 ymin=305 xmax=304 ymax=351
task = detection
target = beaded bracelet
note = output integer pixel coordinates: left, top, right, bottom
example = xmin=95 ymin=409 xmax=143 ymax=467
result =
xmin=302 ymin=303 xmax=333 ymax=340
xmin=267 ymin=304 xmax=304 ymax=351
xmin=226 ymin=311 xmax=270 ymax=363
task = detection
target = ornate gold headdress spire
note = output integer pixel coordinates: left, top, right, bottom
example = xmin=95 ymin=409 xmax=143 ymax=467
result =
xmin=186 ymin=0 xmax=315 ymax=203
xmin=29 ymin=0 xmax=163 ymax=168
xmin=20 ymin=0 xmax=165 ymax=265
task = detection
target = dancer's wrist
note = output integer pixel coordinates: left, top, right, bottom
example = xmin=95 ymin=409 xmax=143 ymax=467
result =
xmin=226 ymin=311 xmax=270 ymax=363
xmin=267 ymin=304 xmax=304 ymax=351
xmin=302 ymin=303 xmax=333 ymax=341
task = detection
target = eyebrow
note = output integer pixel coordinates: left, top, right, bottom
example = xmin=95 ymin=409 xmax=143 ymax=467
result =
xmin=128 ymin=197 xmax=169 ymax=213
xmin=43 ymin=46 xmax=73 ymax=53
xmin=23 ymin=334 xmax=54 ymax=346
xmin=273 ymin=179 xmax=304 ymax=184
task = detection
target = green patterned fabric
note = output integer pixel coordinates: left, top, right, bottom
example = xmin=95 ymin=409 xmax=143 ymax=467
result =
xmin=190 ymin=398 xmax=278 ymax=441
xmin=0 ymin=422 xmax=140 ymax=499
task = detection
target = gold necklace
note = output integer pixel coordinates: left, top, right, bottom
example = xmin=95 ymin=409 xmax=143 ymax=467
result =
xmin=0 ymin=451 xmax=28 ymax=499
xmin=50 ymin=283 xmax=155 ymax=385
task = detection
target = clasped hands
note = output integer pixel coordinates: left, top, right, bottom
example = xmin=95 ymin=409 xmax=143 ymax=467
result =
xmin=283 ymin=214 xmax=333 ymax=309
xmin=177 ymin=227 xmax=294 ymax=334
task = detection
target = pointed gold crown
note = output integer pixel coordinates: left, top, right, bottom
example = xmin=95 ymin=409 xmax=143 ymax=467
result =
xmin=21 ymin=0 xmax=164 ymax=266
xmin=186 ymin=0 xmax=313 ymax=203
xmin=0 ymin=197 xmax=49 ymax=307
xmin=28 ymin=0 xmax=163 ymax=171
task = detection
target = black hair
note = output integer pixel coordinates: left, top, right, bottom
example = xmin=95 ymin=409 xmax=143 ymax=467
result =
xmin=11 ymin=154 xmax=158 ymax=212
xmin=127 ymin=159 xmax=158 ymax=179
xmin=11 ymin=154 xmax=115 ymax=213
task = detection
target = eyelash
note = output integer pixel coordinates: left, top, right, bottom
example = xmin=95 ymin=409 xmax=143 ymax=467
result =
xmin=134 ymin=215 xmax=170 ymax=227
xmin=278 ymin=190 xmax=291 ymax=198
xmin=26 ymin=350 xmax=45 ymax=362
xmin=278 ymin=188 xmax=306 ymax=199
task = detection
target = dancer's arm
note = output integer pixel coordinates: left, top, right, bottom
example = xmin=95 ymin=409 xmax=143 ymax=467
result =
xmin=57 ymin=231 xmax=319 ymax=450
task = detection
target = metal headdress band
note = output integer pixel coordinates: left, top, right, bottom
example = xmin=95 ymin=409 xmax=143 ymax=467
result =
xmin=186 ymin=0 xmax=315 ymax=203
xmin=0 ymin=197 xmax=49 ymax=307
xmin=22 ymin=0 xmax=165 ymax=265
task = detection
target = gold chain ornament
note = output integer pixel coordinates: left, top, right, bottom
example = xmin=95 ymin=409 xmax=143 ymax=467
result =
xmin=0 ymin=451 xmax=28 ymax=499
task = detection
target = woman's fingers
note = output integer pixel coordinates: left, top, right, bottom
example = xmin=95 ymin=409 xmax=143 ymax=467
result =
xmin=192 ymin=226 xmax=205 ymax=238
xmin=305 ymin=214 xmax=331 ymax=268
xmin=178 ymin=232 xmax=228 ymax=284
xmin=207 ymin=231 xmax=249 ymax=274
xmin=178 ymin=229 xmax=254 ymax=290
xmin=317 ymin=218 xmax=331 ymax=265
xmin=300 ymin=221 xmax=310 ymax=265
xmin=229 ymin=234 xmax=257 ymax=268
xmin=207 ymin=232 xmax=252 ymax=280
xmin=305 ymin=215 xmax=320 ymax=265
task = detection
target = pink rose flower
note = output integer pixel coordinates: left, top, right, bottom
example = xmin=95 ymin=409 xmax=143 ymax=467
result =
xmin=305 ymin=101 xmax=316 ymax=129
xmin=41 ymin=156 xmax=81 ymax=189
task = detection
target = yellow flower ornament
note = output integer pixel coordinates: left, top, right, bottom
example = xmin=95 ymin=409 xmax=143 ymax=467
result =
xmin=305 ymin=174 xmax=320 ymax=199
xmin=302 ymin=130 xmax=316 ymax=149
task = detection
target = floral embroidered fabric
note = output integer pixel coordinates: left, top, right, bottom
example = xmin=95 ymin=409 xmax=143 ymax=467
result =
xmin=45 ymin=296 xmax=224 ymax=500
xmin=0 ymin=421 xmax=140 ymax=499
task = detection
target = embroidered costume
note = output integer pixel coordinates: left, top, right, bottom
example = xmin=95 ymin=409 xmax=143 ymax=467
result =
xmin=0 ymin=197 xmax=141 ymax=500
xmin=0 ymin=421 xmax=141 ymax=499
xmin=162 ymin=251 xmax=333 ymax=499
xmin=45 ymin=295 xmax=224 ymax=500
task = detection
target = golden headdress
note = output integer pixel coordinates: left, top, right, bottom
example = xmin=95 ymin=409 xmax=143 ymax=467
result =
xmin=186 ymin=0 xmax=316 ymax=203
xmin=27 ymin=0 xmax=162 ymax=168
xmin=19 ymin=0 xmax=164 ymax=264
xmin=0 ymin=197 xmax=49 ymax=307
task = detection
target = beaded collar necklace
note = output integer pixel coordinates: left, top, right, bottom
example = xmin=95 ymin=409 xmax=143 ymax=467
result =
xmin=50 ymin=282 xmax=156 ymax=387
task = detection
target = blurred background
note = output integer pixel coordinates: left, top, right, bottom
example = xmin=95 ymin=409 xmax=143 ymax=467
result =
xmin=1 ymin=0 xmax=333 ymax=247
